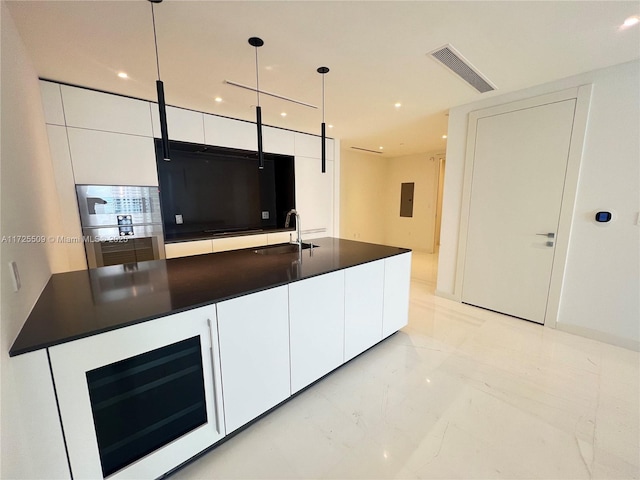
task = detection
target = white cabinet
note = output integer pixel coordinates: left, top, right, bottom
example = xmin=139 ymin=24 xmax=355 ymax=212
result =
xmin=203 ymin=114 xmax=257 ymax=151
xmin=151 ymin=105 xmax=205 ymax=144
xmin=61 ymin=85 xmax=153 ymax=137
xmin=48 ymin=306 xmax=225 ymax=479
xmin=382 ymin=252 xmax=412 ymax=338
xmin=295 ymin=156 xmax=334 ymax=238
xmin=344 ymin=260 xmax=385 ymax=361
xmin=46 ymin=125 xmax=87 ymax=271
xmin=216 ymin=286 xmax=290 ymax=433
xmin=264 ymin=126 xmax=295 ymax=155
xmin=165 ymin=239 xmax=214 ymax=259
xmin=8 ymin=350 xmax=70 ymax=479
xmin=289 ymin=271 xmax=345 ymax=393
xmin=294 ymin=132 xmax=334 ymax=160
xmin=67 ymin=127 xmax=159 ymax=186
xmin=39 ymin=80 xmax=65 ymax=125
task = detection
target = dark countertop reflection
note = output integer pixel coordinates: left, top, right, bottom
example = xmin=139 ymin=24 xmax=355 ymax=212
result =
xmin=9 ymin=238 xmax=409 ymax=356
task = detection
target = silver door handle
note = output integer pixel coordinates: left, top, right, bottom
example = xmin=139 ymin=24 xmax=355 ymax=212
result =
xmin=536 ymin=232 xmax=555 ymax=238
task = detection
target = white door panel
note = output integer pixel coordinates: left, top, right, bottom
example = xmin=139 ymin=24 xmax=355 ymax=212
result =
xmin=462 ymin=99 xmax=576 ymax=324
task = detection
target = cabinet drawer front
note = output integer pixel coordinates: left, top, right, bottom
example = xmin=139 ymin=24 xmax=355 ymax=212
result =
xmin=217 ymin=286 xmax=290 ymax=432
xmin=383 ymin=252 xmax=412 ymax=338
xmin=344 ymin=261 xmax=385 ymax=361
xmin=289 ymin=271 xmax=345 ymax=393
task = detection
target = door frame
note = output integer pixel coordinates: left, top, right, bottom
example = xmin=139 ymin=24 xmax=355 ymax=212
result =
xmin=454 ymin=86 xmax=592 ymax=327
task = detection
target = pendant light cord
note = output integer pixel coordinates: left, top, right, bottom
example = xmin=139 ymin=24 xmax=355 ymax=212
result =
xmin=151 ymin=3 xmax=161 ymax=80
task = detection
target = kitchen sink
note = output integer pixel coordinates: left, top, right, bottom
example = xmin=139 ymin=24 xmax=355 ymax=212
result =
xmin=253 ymin=243 xmax=317 ymax=255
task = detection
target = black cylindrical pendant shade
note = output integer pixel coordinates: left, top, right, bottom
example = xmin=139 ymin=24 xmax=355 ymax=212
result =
xmin=321 ymin=122 xmax=326 ymax=173
xmin=156 ymin=80 xmax=171 ymax=161
xmin=256 ymin=105 xmax=264 ymax=169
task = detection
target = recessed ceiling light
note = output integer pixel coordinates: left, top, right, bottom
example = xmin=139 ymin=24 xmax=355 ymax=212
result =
xmin=379 ymin=146 xmax=384 ymax=150
xmin=442 ymin=135 xmax=448 ymax=139
xmin=394 ymin=102 xmax=402 ymax=108
xmin=328 ymin=124 xmax=334 ymax=129
xmin=117 ymin=72 xmax=128 ymax=79
xmin=214 ymin=97 xmax=223 ymax=103
xmin=280 ymin=112 xmax=287 ymax=117
xmin=622 ymin=15 xmax=639 ymax=28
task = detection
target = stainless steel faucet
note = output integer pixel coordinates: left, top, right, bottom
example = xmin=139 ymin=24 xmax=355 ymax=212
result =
xmin=285 ymin=209 xmax=301 ymax=246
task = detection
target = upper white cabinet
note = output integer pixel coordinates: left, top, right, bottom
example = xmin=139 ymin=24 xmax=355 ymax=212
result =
xmin=263 ymin=126 xmax=295 ymax=155
xmin=216 ymin=286 xmax=290 ymax=433
xmin=151 ymin=105 xmax=205 ymax=144
xmin=295 ymin=156 xmax=334 ymax=237
xmin=344 ymin=260 xmax=385 ymax=361
xmin=204 ymin=114 xmax=257 ymax=151
xmin=46 ymin=125 xmax=87 ymax=271
xmin=382 ymin=253 xmax=412 ymax=338
xmin=61 ymin=85 xmax=153 ymax=137
xmin=289 ymin=271 xmax=345 ymax=393
xmin=294 ymin=132 xmax=334 ymax=161
xmin=39 ymin=80 xmax=65 ymax=125
xmin=67 ymin=127 xmax=158 ymax=186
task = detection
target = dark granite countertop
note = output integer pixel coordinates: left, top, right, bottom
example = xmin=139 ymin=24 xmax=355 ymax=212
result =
xmin=10 ymin=238 xmax=410 ymax=356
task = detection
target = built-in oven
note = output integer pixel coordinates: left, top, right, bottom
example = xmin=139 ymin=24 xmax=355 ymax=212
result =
xmin=76 ymin=185 xmax=166 ymax=268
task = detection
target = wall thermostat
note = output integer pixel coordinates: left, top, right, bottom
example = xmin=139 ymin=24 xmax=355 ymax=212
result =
xmin=595 ymin=211 xmax=612 ymax=223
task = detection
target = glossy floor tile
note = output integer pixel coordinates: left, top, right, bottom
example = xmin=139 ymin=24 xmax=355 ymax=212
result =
xmin=173 ymin=252 xmax=640 ymax=480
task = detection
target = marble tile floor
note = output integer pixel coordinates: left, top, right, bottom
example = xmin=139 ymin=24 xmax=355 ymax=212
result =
xmin=174 ymin=252 xmax=640 ymax=480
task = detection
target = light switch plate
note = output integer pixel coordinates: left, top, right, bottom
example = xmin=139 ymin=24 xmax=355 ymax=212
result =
xmin=262 ymin=211 xmax=269 ymax=220
xmin=175 ymin=214 xmax=183 ymax=224
xmin=9 ymin=261 xmax=21 ymax=292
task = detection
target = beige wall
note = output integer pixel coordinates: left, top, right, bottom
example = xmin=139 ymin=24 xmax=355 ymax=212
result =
xmin=1 ymin=3 xmax=68 ymax=477
xmin=339 ymin=149 xmax=387 ymax=244
xmin=340 ymin=148 xmax=444 ymax=252
xmin=383 ymin=152 xmax=441 ymax=252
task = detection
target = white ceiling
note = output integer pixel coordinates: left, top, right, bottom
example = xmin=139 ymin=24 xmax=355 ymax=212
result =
xmin=6 ymin=1 xmax=640 ymax=157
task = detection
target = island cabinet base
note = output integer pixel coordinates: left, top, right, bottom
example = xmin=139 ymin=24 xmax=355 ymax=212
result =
xmin=12 ymin=244 xmax=411 ymax=479
xmin=216 ymin=285 xmax=291 ymax=433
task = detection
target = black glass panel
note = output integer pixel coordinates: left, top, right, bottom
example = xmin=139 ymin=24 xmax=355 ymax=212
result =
xmin=86 ymin=336 xmax=207 ymax=477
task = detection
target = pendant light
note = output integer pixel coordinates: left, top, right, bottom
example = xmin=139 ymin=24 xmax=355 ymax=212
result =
xmin=249 ymin=37 xmax=265 ymax=169
xmin=317 ymin=67 xmax=330 ymax=173
xmin=149 ymin=0 xmax=170 ymax=161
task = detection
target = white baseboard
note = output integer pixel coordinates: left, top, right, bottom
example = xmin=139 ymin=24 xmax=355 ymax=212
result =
xmin=555 ymin=322 xmax=640 ymax=352
xmin=434 ymin=290 xmax=460 ymax=302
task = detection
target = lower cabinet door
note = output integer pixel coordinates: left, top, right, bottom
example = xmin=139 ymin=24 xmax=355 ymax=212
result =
xmin=344 ymin=260 xmax=385 ymax=361
xmin=289 ymin=271 xmax=345 ymax=393
xmin=216 ymin=286 xmax=291 ymax=433
xmin=48 ymin=306 xmax=225 ymax=479
xmin=382 ymin=252 xmax=412 ymax=338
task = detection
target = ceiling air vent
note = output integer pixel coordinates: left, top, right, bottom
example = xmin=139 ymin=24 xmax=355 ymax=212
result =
xmin=350 ymin=146 xmax=383 ymax=154
xmin=428 ymin=44 xmax=496 ymax=93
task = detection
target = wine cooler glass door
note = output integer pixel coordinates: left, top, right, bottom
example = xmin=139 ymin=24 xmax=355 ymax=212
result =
xmin=49 ymin=305 xmax=225 ymax=479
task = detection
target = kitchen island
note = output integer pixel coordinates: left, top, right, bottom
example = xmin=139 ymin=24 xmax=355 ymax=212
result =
xmin=9 ymin=238 xmax=411 ymax=479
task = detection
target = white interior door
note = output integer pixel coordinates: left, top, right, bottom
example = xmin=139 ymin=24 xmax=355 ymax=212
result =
xmin=462 ymin=99 xmax=576 ymax=324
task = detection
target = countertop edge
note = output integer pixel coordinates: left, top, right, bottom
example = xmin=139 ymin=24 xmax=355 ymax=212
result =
xmin=9 ymin=241 xmax=411 ymax=357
